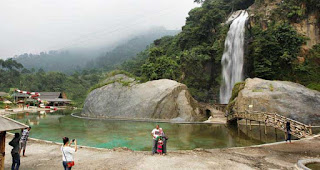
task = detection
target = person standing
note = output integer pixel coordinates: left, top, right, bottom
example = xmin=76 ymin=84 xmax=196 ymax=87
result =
xmin=156 ymin=137 xmax=163 ymax=155
xmin=151 ymin=125 xmax=161 ymax=155
xmin=160 ymin=128 xmax=168 ymax=155
xmin=9 ymin=133 xmax=21 ymax=170
xmin=286 ymin=121 xmax=292 ymax=143
xmin=61 ymin=137 xmax=77 ymax=170
xmin=19 ymin=126 xmax=31 ymax=157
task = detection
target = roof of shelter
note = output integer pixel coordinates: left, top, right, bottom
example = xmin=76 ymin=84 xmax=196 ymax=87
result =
xmin=0 ymin=116 xmax=28 ymax=132
xmin=0 ymin=92 xmax=8 ymax=97
xmin=39 ymin=92 xmax=61 ymax=99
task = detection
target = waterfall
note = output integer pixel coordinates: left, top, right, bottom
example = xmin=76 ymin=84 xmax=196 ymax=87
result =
xmin=220 ymin=10 xmax=248 ymax=104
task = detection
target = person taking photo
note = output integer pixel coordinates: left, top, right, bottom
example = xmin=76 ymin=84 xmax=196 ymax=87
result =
xmin=61 ymin=137 xmax=77 ymax=170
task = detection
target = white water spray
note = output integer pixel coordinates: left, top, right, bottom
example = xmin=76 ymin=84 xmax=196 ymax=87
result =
xmin=220 ymin=10 xmax=248 ymax=104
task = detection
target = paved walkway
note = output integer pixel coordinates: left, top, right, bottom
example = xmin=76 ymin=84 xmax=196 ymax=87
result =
xmin=4 ymin=134 xmax=320 ymax=170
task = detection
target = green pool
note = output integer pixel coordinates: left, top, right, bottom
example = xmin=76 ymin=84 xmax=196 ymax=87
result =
xmin=10 ymin=110 xmax=287 ymax=151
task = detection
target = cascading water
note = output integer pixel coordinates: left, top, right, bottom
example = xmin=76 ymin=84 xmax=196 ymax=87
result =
xmin=220 ymin=10 xmax=248 ymax=104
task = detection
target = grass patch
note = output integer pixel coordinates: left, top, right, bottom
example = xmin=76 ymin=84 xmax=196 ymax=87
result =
xmin=88 ymin=80 xmax=116 ymax=93
xmin=307 ymin=83 xmax=320 ymax=91
xmin=88 ymin=70 xmax=141 ymax=93
xmin=230 ymin=82 xmax=245 ymax=102
xmin=121 ymin=81 xmax=131 ymax=87
xmin=252 ymin=89 xmax=263 ymax=92
xmin=269 ymin=84 xmax=274 ymax=91
xmin=105 ymin=70 xmax=141 ymax=82
xmin=226 ymin=81 xmax=245 ymax=115
xmin=0 ymin=101 xmax=5 ymax=109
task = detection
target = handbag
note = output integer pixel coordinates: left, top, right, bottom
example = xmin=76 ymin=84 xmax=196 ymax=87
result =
xmin=62 ymin=147 xmax=75 ymax=168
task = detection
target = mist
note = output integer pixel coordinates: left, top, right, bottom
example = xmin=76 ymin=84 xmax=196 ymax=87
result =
xmin=0 ymin=0 xmax=199 ymax=59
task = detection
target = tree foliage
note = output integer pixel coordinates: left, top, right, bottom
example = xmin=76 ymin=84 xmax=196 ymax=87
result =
xmin=249 ymin=23 xmax=305 ymax=79
xmin=0 ymin=58 xmax=103 ymax=107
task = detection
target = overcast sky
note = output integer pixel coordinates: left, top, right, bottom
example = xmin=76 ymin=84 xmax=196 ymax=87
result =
xmin=0 ymin=0 xmax=199 ymax=59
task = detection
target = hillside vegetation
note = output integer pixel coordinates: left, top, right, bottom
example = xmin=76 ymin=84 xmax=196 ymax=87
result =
xmin=13 ymin=28 xmax=178 ymax=74
xmin=1 ymin=0 xmax=319 ymax=106
xmin=122 ymin=0 xmax=320 ymax=102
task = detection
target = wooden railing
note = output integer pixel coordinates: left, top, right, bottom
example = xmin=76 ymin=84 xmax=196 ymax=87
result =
xmin=227 ymin=111 xmax=312 ymax=138
xmin=213 ymin=104 xmax=227 ymax=112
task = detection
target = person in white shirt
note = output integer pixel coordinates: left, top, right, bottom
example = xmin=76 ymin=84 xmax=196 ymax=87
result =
xmin=61 ymin=137 xmax=77 ymax=170
xmin=151 ymin=125 xmax=161 ymax=155
xmin=19 ymin=126 xmax=31 ymax=157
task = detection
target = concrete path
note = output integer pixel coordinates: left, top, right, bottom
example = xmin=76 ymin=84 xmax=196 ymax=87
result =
xmin=4 ymin=134 xmax=320 ymax=170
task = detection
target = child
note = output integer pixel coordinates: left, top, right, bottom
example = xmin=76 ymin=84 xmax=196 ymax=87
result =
xmin=157 ymin=136 xmax=163 ymax=155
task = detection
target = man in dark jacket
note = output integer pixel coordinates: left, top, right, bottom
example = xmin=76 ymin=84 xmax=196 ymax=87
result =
xmin=9 ymin=133 xmax=20 ymax=170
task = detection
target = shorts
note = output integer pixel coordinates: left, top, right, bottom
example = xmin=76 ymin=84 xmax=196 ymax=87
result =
xmin=19 ymin=140 xmax=27 ymax=150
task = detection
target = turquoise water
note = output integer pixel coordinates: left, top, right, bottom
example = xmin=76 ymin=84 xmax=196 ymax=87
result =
xmin=10 ymin=110 xmax=287 ymax=151
xmin=306 ymin=163 xmax=320 ymax=170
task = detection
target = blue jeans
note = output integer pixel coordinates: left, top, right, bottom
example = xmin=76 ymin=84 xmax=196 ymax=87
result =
xmin=11 ymin=153 xmax=20 ymax=170
xmin=152 ymin=139 xmax=157 ymax=154
xmin=62 ymin=161 xmax=72 ymax=170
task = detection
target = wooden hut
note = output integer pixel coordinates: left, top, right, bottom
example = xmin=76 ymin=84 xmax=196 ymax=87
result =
xmin=0 ymin=116 xmax=28 ymax=170
xmin=0 ymin=92 xmax=8 ymax=101
xmin=39 ymin=92 xmax=71 ymax=106
xmin=12 ymin=92 xmax=72 ymax=106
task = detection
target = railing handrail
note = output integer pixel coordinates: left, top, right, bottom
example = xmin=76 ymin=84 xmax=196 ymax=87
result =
xmin=227 ymin=110 xmax=312 ymax=138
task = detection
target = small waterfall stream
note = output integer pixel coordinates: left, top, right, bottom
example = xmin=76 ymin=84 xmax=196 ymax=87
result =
xmin=220 ymin=10 xmax=248 ymax=104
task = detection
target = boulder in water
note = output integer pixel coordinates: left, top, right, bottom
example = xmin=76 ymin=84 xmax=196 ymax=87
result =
xmin=82 ymin=74 xmax=205 ymax=122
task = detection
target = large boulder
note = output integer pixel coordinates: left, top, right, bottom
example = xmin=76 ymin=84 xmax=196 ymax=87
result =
xmin=231 ymin=78 xmax=320 ymax=125
xmin=82 ymin=74 xmax=205 ymax=122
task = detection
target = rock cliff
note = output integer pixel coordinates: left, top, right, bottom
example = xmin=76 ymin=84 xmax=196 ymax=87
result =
xmin=230 ymin=78 xmax=320 ymax=125
xmin=248 ymin=0 xmax=320 ymax=49
xmin=82 ymin=75 xmax=205 ymax=122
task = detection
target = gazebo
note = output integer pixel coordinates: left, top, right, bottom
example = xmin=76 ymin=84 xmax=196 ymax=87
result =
xmin=0 ymin=116 xmax=28 ymax=170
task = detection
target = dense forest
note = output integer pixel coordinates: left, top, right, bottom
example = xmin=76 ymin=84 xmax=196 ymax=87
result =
xmin=1 ymin=0 xmax=319 ymax=107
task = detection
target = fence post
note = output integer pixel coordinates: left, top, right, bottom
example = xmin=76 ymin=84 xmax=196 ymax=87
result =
xmin=309 ymin=124 xmax=312 ymax=135
xmin=264 ymin=122 xmax=267 ymax=135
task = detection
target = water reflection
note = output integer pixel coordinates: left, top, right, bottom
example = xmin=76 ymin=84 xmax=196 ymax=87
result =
xmin=10 ymin=110 xmax=297 ymax=151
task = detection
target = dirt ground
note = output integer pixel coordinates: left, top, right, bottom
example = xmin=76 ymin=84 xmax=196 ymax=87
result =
xmin=3 ymin=134 xmax=320 ymax=170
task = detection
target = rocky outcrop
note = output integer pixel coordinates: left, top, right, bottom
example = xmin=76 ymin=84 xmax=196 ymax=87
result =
xmin=82 ymin=75 xmax=205 ymax=122
xmin=248 ymin=0 xmax=320 ymax=49
xmin=230 ymin=78 xmax=320 ymax=125
xmin=293 ymin=12 xmax=320 ymax=49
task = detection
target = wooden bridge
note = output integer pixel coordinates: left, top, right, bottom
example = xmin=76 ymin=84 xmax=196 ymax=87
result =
xmin=227 ymin=111 xmax=313 ymax=138
xmin=213 ymin=104 xmax=227 ymax=112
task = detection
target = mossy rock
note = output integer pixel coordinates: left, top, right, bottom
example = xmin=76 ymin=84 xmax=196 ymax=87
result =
xmin=226 ymin=81 xmax=245 ymax=115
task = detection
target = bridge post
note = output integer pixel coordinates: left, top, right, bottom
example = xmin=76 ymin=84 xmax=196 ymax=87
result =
xmin=309 ymin=124 xmax=312 ymax=135
xmin=264 ymin=123 xmax=267 ymax=135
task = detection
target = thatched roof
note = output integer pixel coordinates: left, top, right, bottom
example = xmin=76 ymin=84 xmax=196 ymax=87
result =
xmin=40 ymin=92 xmax=62 ymax=99
xmin=42 ymin=98 xmax=71 ymax=102
xmin=40 ymin=92 xmax=71 ymax=102
xmin=12 ymin=93 xmax=29 ymax=97
xmin=12 ymin=92 xmax=71 ymax=102
xmin=0 ymin=116 xmax=28 ymax=132
xmin=0 ymin=92 xmax=8 ymax=97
